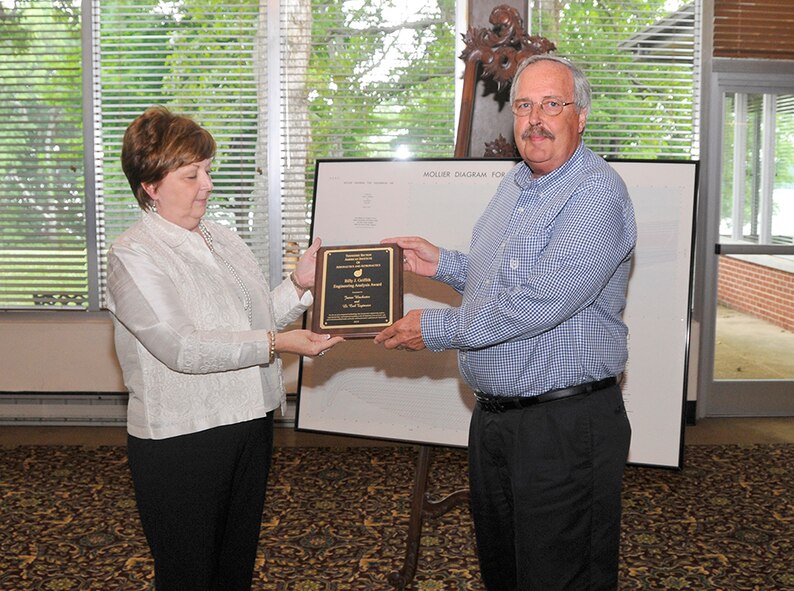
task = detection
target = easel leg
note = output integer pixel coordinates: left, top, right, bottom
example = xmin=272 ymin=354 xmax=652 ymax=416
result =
xmin=388 ymin=445 xmax=470 ymax=590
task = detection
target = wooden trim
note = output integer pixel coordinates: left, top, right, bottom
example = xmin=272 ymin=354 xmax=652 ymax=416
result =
xmin=714 ymin=0 xmax=794 ymax=59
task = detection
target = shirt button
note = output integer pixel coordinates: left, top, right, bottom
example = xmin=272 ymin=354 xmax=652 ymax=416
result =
xmin=510 ymin=259 xmax=519 ymax=270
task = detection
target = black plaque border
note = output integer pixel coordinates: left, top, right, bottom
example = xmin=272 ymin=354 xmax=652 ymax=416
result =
xmin=311 ymin=243 xmax=403 ymax=338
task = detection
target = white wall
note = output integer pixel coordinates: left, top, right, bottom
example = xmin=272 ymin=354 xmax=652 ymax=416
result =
xmin=0 ymin=312 xmax=303 ymax=393
xmin=0 ymin=310 xmax=696 ymax=427
xmin=0 ymin=313 xmax=125 ymax=392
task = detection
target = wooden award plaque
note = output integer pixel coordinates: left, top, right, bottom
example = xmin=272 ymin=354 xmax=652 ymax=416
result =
xmin=311 ymin=244 xmax=404 ymax=338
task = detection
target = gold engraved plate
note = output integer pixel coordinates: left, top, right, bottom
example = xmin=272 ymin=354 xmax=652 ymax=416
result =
xmin=311 ymin=244 xmax=403 ymax=338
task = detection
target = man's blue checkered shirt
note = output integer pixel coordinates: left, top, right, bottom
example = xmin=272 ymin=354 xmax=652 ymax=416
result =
xmin=421 ymin=142 xmax=637 ymax=397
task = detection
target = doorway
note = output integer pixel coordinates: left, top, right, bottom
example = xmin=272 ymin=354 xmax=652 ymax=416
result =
xmin=701 ymin=60 xmax=794 ymax=416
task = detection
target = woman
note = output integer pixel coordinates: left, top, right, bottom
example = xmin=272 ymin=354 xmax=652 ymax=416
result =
xmin=106 ymin=105 xmax=342 ymax=590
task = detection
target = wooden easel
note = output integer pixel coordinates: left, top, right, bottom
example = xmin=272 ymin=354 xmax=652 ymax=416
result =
xmin=388 ymin=6 xmax=554 ymax=588
xmin=387 ymin=445 xmax=469 ymax=589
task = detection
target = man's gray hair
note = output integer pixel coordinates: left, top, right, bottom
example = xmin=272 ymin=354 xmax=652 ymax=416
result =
xmin=509 ymin=55 xmax=592 ymax=114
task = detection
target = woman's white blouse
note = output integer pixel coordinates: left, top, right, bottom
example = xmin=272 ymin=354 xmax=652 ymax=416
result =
xmin=106 ymin=212 xmax=312 ymax=440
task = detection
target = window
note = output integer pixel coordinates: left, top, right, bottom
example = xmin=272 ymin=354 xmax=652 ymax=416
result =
xmin=0 ymin=0 xmax=699 ymax=311
xmin=0 ymin=1 xmax=85 ymax=309
xmin=94 ymin=0 xmax=263 ymax=298
xmin=721 ymin=92 xmax=794 ymax=245
xmin=277 ymin=0 xmax=456 ymax=275
xmin=532 ymin=0 xmax=699 ymax=159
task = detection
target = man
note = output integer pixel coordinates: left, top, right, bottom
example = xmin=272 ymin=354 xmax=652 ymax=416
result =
xmin=374 ymin=55 xmax=636 ymax=590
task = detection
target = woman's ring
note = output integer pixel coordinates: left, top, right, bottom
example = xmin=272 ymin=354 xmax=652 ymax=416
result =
xmin=318 ymin=350 xmax=326 ymax=357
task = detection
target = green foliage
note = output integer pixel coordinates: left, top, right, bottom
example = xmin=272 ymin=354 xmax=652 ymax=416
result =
xmin=97 ymin=0 xmax=260 ymax=233
xmin=0 ymin=0 xmax=85 ymax=251
xmin=549 ymin=0 xmax=697 ymax=158
xmin=306 ymin=0 xmax=455 ymax=162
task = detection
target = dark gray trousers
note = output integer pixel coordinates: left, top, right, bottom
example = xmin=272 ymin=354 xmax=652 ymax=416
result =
xmin=468 ymin=385 xmax=631 ymax=591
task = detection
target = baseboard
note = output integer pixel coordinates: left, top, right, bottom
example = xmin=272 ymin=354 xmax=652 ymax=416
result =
xmin=0 ymin=392 xmax=297 ymax=427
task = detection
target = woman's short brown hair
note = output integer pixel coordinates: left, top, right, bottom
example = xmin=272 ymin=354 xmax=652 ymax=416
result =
xmin=121 ymin=106 xmax=217 ymax=210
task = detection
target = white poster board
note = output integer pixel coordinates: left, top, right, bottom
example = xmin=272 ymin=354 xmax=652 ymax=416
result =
xmin=297 ymin=158 xmax=697 ymax=468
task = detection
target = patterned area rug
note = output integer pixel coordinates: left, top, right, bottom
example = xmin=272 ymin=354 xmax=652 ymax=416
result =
xmin=1 ymin=444 xmax=792 ymax=590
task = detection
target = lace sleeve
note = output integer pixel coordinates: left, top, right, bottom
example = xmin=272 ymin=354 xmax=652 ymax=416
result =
xmin=106 ymin=244 xmax=270 ymax=374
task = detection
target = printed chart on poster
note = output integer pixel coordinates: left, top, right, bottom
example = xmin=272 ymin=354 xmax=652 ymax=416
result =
xmin=297 ymin=158 xmax=698 ymax=468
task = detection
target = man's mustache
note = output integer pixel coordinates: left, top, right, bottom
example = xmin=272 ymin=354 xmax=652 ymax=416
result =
xmin=521 ymin=125 xmax=554 ymax=140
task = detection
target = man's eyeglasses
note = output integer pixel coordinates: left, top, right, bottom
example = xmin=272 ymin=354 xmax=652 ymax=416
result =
xmin=511 ymin=97 xmax=575 ymax=117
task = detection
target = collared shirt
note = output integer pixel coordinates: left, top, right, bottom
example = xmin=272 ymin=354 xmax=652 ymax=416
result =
xmin=106 ymin=212 xmax=311 ymax=439
xmin=421 ymin=142 xmax=636 ymax=397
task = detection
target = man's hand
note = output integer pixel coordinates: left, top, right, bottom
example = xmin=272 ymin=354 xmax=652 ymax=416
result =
xmin=380 ymin=236 xmax=440 ymax=278
xmin=373 ymin=309 xmax=425 ymax=351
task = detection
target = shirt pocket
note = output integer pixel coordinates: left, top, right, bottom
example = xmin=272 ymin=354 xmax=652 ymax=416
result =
xmin=498 ymin=227 xmax=549 ymax=286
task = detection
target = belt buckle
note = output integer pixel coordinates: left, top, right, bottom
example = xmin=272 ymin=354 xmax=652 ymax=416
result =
xmin=475 ymin=392 xmax=505 ymax=413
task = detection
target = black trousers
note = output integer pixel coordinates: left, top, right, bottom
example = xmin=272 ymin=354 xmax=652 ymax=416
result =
xmin=468 ymin=385 xmax=631 ymax=591
xmin=127 ymin=414 xmax=274 ymax=591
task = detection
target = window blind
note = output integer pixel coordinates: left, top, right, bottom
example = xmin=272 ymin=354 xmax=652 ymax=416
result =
xmin=0 ymin=2 xmax=87 ymax=309
xmin=93 ymin=0 xmax=262 ymax=304
xmin=0 ymin=0 xmax=701 ymax=312
xmin=542 ymin=0 xmax=699 ymax=159
xmin=277 ymin=0 xmax=457 ymax=272
xmin=714 ymin=0 xmax=794 ymax=60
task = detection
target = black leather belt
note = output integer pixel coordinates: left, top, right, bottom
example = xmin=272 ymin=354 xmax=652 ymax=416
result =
xmin=474 ymin=376 xmax=617 ymax=413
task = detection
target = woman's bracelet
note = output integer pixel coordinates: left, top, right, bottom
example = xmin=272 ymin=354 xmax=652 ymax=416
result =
xmin=267 ymin=330 xmax=276 ymax=365
xmin=289 ymin=271 xmax=307 ymax=293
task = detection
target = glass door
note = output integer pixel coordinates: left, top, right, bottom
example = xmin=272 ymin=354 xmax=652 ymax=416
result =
xmin=709 ymin=86 xmax=794 ymax=415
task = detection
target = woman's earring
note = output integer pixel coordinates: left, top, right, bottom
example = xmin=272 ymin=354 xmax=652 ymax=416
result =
xmin=150 ymin=201 xmax=157 ymax=212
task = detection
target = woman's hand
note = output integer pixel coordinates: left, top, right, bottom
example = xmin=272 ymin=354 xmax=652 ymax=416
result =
xmin=380 ymin=236 xmax=440 ymax=277
xmin=291 ymin=237 xmax=322 ymax=294
xmin=276 ymin=330 xmax=343 ymax=358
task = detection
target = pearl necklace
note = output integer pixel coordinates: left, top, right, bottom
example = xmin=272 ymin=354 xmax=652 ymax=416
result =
xmin=198 ymin=221 xmax=252 ymax=326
